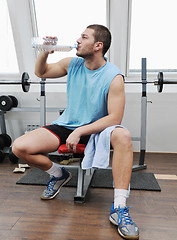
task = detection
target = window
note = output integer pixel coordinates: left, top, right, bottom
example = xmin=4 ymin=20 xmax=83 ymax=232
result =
xmin=129 ymin=0 xmax=177 ymax=72
xmin=0 ymin=0 xmax=19 ymax=74
xmin=34 ymin=0 xmax=107 ymax=63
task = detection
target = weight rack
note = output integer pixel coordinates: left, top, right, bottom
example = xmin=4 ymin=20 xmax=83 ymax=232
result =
xmin=132 ymin=58 xmax=147 ymax=171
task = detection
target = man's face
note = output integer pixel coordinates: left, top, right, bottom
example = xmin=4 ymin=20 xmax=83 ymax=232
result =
xmin=76 ymin=28 xmax=96 ymax=58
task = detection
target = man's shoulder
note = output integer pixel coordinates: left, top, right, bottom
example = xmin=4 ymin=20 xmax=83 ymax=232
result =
xmin=70 ymin=57 xmax=85 ymax=66
xmin=103 ymin=61 xmax=125 ymax=84
xmin=68 ymin=57 xmax=85 ymax=75
xmin=106 ymin=61 xmax=121 ymax=72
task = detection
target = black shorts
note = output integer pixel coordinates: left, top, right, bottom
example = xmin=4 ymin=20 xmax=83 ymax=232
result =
xmin=42 ymin=124 xmax=90 ymax=145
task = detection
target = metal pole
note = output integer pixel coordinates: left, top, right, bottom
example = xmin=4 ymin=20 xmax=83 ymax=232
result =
xmin=40 ymin=79 xmax=46 ymax=126
xmin=0 ymin=111 xmax=7 ymax=134
xmin=139 ymin=58 xmax=147 ymax=166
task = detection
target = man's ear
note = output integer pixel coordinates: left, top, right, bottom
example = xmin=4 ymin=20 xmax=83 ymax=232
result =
xmin=94 ymin=42 xmax=103 ymax=52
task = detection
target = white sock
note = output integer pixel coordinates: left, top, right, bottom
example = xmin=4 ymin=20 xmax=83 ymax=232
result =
xmin=114 ymin=189 xmax=129 ymax=209
xmin=46 ymin=162 xmax=62 ymax=178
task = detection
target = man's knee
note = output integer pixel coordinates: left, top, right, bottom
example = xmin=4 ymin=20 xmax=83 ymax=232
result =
xmin=111 ymin=127 xmax=132 ymax=149
xmin=12 ymin=137 xmax=28 ymax=157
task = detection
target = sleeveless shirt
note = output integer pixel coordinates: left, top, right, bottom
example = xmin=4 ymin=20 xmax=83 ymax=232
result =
xmin=52 ymin=57 xmax=123 ymax=129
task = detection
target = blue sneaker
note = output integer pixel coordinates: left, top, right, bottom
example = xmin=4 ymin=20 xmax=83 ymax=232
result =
xmin=109 ymin=204 xmax=139 ymax=239
xmin=41 ymin=167 xmax=72 ymax=200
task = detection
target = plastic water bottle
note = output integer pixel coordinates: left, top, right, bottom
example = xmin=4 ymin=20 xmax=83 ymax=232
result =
xmin=32 ymin=37 xmax=78 ymax=52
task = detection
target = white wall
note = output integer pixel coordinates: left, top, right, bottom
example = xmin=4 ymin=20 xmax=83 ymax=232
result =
xmin=1 ymin=0 xmax=177 ymax=153
xmin=123 ymin=91 xmax=177 ymax=153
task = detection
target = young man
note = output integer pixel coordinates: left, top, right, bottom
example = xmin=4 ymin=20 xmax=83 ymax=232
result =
xmin=12 ymin=25 xmax=139 ymax=239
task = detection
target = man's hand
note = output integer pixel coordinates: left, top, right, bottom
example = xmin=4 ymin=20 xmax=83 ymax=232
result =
xmin=66 ymin=129 xmax=81 ymax=153
xmin=43 ymin=36 xmax=58 ymax=54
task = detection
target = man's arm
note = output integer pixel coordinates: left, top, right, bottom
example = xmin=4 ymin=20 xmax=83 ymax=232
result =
xmin=66 ymin=74 xmax=125 ymax=152
xmin=35 ymin=51 xmax=72 ymax=78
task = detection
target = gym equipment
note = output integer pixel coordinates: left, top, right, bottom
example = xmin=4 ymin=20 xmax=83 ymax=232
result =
xmin=0 ymin=95 xmax=18 ymax=111
xmin=58 ymin=143 xmax=93 ymax=203
xmin=0 ymin=134 xmax=12 ymax=162
xmin=0 ymin=137 xmax=5 ymax=150
xmin=0 ymin=134 xmax=12 ymax=149
xmin=21 ymin=72 xmax=30 ymax=92
xmin=9 ymin=147 xmax=19 ymax=164
xmin=156 ymin=71 xmax=177 ymax=93
xmin=0 ymin=96 xmax=13 ymax=111
xmin=0 ymin=151 xmax=5 ymax=163
xmin=125 ymin=72 xmax=177 ymax=93
xmin=8 ymin=95 xmax=18 ymax=108
xmin=21 ymin=72 xmax=67 ymax=92
xmin=0 ymin=106 xmax=13 ymax=163
xmin=0 ymin=134 xmax=12 ymax=148
xmin=32 ymin=37 xmax=78 ymax=52
xmin=0 ymin=107 xmax=13 ymax=162
xmin=0 ymin=67 xmax=177 ymax=93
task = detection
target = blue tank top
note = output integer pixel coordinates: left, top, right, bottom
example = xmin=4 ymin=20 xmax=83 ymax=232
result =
xmin=52 ymin=57 xmax=123 ymax=129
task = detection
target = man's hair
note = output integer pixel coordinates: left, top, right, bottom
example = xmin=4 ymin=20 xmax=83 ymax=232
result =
xmin=87 ymin=24 xmax=111 ymax=56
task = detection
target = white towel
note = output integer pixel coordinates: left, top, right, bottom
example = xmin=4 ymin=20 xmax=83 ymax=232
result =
xmin=82 ymin=125 xmax=126 ymax=169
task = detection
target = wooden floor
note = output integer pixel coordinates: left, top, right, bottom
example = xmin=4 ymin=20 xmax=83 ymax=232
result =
xmin=0 ymin=152 xmax=177 ymax=240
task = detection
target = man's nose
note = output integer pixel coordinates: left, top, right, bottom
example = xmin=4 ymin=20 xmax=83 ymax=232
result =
xmin=77 ymin=37 xmax=81 ymax=44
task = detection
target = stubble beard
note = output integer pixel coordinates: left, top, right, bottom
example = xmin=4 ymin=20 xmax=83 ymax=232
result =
xmin=76 ymin=51 xmax=94 ymax=59
xmin=76 ymin=44 xmax=95 ymax=59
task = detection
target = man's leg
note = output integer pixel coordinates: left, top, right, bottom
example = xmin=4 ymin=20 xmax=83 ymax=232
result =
xmin=109 ymin=127 xmax=139 ymax=240
xmin=12 ymin=127 xmax=72 ymax=200
xmin=12 ymin=127 xmax=60 ymax=170
xmin=111 ymin=127 xmax=133 ymax=191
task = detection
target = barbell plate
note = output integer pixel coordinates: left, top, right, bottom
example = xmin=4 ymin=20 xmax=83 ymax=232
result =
xmin=0 ymin=134 xmax=12 ymax=147
xmin=0 ymin=95 xmax=13 ymax=111
xmin=157 ymin=72 xmax=163 ymax=93
xmin=22 ymin=72 xmax=30 ymax=92
xmin=8 ymin=95 xmax=18 ymax=108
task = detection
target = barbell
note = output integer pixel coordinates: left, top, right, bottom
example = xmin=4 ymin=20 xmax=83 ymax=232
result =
xmin=0 ymin=72 xmax=67 ymax=93
xmin=0 ymin=71 xmax=177 ymax=93
xmin=125 ymin=72 xmax=177 ymax=93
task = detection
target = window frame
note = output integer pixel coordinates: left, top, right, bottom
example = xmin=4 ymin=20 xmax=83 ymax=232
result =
xmin=126 ymin=0 xmax=177 ymax=79
xmin=109 ymin=0 xmax=129 ymax=76
xmin=0 ymin=0 xmax=19 ymax=79
xmin=6 ymin=0 xmax=37 ymax=81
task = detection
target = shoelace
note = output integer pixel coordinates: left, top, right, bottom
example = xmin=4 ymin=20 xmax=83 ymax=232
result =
xmin=117 ymin=207 xmax=134 ymax=225
xmin=46 ymin=176 xmax=58 ymax=192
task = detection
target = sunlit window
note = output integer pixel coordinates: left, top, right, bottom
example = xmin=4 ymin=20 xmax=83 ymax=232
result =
xmin=129 ymin=0 xmax=177 ymax=72
xmin=34 ymin=0 xmax=107 ymax=63
xmin=0 ymin=0 xmax=19 ymax=74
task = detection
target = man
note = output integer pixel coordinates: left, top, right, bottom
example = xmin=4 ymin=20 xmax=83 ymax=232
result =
xmin=12 ymin=24 xmax=139 ymax=239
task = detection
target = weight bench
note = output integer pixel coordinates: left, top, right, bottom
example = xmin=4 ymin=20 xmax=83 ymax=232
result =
xmin=58 ymin=143 xmax=95 ymax=203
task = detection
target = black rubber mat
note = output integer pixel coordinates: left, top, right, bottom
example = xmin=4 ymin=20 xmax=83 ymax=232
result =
xmin=16 ymin=167 xmax=161 ymax=191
